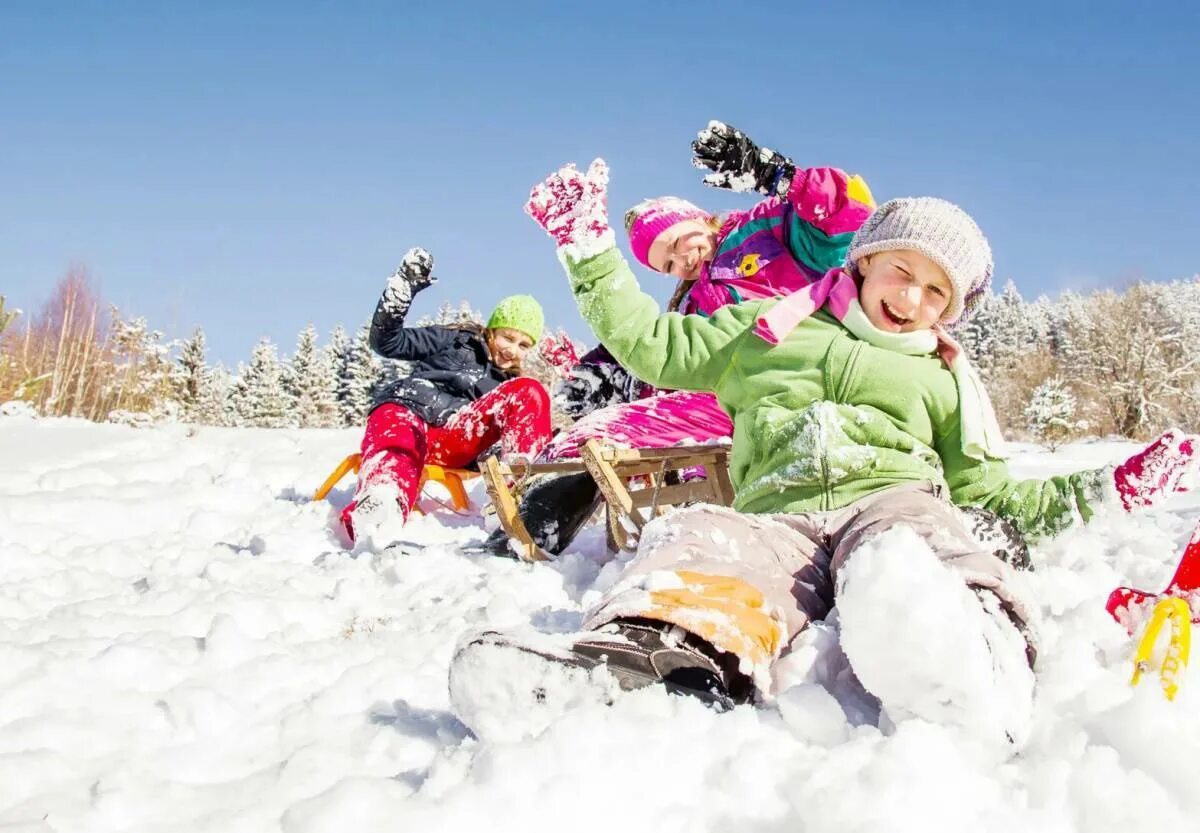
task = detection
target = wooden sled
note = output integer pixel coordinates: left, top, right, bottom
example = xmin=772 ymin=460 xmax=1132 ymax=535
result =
xmin=481 ymin=440 xmax=735 ymax=562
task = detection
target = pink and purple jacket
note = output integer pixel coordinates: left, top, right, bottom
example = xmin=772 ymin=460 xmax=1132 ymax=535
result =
xmin=679 ymin=167 xmax=876 ymax=316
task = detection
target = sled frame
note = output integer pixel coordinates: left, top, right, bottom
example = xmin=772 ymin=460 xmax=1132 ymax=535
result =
xmin=481 ymin=442 xmax=735 ymax=559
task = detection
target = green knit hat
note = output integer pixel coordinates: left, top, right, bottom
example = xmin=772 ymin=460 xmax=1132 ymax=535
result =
xmin=487 ymin=294 xmax=544 ymax=344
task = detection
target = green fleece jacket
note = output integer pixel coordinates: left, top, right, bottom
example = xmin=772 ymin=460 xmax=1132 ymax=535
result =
xmin=570 ymin=248 xmax=1105 ymax=539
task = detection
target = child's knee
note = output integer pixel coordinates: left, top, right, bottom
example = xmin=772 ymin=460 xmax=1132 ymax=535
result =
xmin=505 ymin=376 xmax=550 ymax=410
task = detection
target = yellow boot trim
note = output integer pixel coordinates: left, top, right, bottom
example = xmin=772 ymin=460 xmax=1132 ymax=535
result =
xmin=646 ymin=570 xmax=783 ymax=667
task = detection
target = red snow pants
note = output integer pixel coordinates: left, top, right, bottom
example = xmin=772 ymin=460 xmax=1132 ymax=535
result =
xmin=341 ymin=377 xmax=551 ymax=538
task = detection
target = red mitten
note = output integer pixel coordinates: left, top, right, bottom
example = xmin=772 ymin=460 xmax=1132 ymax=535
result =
xmin=1113 ymin=429 xmax=1199 ymax=511
xmin=538 ymin=330 xmax=580 ymax=379
xmin=525 ymin=159 xmax=615 ymax=260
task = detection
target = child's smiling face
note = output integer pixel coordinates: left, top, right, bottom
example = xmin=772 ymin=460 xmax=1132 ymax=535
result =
xmin=646 ymin=219 xmax=717 ymax=280
xmin=856 ymin=250 xmax=953 ymax=333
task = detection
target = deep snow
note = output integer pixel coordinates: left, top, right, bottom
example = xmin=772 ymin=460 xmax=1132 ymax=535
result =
xmin=1 ymin=413 xmax=1198 ymax=832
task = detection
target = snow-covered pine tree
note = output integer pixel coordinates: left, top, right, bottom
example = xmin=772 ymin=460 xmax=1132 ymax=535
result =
xmin=416 ymin=299 xmax=484 ymax=328
xmin=106 ymin=316 xmax=179 ymax=424
xmin=176 ymin=328 xmax=210 ymax=422
xmin=194 ymin=364 xmax=232 ymax=426
xmin=337 ymin=323 xmax=381 ymax=427
xmin=1024 ymin=377 xmax=1084 ymax=451
xmin=238 ymin=338 xmax=291 ymax=428
xmin=225 ymin=363 xmax=248 ymax=427
xmin=286 ymin=324 xmax=338 ymax=428
xmin=324 ymin=325 xmax=349 ymax=425
xmin=951 ymin=289 xmax=999 ymax=372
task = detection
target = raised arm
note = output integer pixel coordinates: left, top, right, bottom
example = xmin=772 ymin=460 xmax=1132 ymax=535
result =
xmin=368 ymin=247 xmax=458 ymax=360
xmin=692 ymin=120 xmax=874 ymax=236
xmin=525 ymin=159 xmax=750 ymax=392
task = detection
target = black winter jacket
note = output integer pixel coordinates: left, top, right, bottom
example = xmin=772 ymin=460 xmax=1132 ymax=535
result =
xmin=368 ymin=282 xmax=513 ymax=426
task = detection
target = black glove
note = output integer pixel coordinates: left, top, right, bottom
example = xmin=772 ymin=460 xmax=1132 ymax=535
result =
xmin=691 ymin=120 xmax=796 ymax=197
xmin=394 ymin=247 xmax=437 ymax=293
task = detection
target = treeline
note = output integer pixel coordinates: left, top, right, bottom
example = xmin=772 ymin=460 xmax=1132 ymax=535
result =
xmin=3 ymin=269 xmax=1198 ymax=442
xmin=0 ymin=271 xmax=570 ymax=429
xmin=956 ymin=277 xmax=1200 ymax=445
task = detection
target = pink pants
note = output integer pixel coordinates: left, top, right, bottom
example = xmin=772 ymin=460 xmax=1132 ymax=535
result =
xmin=540 ymin=390 xmax=733 ymax=462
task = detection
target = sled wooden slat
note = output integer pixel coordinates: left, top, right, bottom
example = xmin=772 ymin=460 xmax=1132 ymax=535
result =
xmin=628 ymin=480 xmax=716 ymax=509
xmin=601 ymin=444 xmax=732 ymax=462
xmin=481 ymin=456 xmax=547 ymax=562
xmin=479 ymin=441 xmax=735 ymax=556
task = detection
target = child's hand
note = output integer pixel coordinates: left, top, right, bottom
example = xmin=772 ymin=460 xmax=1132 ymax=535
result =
xmin=394 ymin=247 xmax=437 ymax=293
xmin=537 ymin=331 xmax=580 ymax=379
xmin=525 ymin=159 xmax=615 ymax=260
xmin=691 ymin=120 xmax=795 ymax=197
xmin=1113 ymin=429 xmax=1200 ymax=510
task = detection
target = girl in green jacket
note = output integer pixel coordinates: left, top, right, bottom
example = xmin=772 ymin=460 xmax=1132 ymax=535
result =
xmin=450 ymin=160 xmax=1199 ymax=748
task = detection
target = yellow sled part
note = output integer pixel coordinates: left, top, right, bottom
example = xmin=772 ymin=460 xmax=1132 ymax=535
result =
xmin=314 ymin=453 xmax=361 ymax=501
xmin=313 ymin=453 xmax=477 ymax=513
xmin=1131 ymin=597 xmax=1191 ymax=701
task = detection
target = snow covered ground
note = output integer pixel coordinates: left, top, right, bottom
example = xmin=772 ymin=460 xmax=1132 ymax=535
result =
xmin=2 ymin=413 xmax=1199 ymax=832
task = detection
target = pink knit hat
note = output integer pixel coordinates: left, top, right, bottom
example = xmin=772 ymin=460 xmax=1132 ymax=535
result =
xmin=624 ymin=197 xmax=709 ymax=269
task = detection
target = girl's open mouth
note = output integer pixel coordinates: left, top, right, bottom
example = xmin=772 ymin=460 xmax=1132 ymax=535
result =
xmin=881 ymin=301 xmax=910 ymax=329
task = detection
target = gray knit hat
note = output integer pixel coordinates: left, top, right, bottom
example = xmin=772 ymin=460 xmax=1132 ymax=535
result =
xmin=847 ymin=197 xmax=993 ymax=324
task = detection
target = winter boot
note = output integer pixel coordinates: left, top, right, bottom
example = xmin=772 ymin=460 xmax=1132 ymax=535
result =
xmin=449 ymin=618 xmax=754 ymax=741
xmin=465 ymin=472 xmax=604 ymax=559
xmin=520 ymin=471 xmax=604 ymax=555
xmin=345 ymin=482 xmax=407 ymax=546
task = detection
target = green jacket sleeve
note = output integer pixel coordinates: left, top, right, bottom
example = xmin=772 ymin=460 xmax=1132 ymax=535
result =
xmin=566 ymin=247 xmax=752 ymax=392
xmin=937 ymin=420 xmax=1109 ymax=540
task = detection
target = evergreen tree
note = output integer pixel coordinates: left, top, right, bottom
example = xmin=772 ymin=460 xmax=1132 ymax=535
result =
xmin=337 ymin=323 xmax=381 ymax=426
xmin=176 ymin=328 xmax=210 ymax=422
xmin=1024 ymin=378 xmax=1084 ymax=451
xmin=286 ymin=323 xmax=338 ymax=427
xmin=238 ymin=338 xmax=291 ymax=428
xmin=225 ymin=363 xmax=248 ymax=427
xmin=195 ymin=364 xmax=232 ymax=426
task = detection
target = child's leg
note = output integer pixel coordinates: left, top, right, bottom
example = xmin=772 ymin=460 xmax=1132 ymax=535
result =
xmin=829 ymin=483 xmax=1033 ymax=628
xmin=341 ymin=404 xmax=429 ymax=537
xmin=540 ymin=391 xmax=732 ymax=462
xmin=582 ymin=504 xmax=832 ymax=684
xmin=428 ymin=377 xmax=552 ymax=466
xmin=828 ymin=483 xmax=1036 ymax=746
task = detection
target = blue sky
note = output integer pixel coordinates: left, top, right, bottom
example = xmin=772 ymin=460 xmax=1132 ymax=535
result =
xmin=3 ymin=0 xmax=1198 ymax=365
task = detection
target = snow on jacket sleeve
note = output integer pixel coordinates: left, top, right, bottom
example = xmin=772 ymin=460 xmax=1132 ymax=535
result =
xmin=936 ymin=420 xmax=1108 ymax=540
xmin=368 ymin=276 xmax=460 ymax=361
xmin=566 ymin=248 xmax=749 ymax=394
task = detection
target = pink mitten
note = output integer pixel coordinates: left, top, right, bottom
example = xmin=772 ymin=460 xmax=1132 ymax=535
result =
xmin=1113 ymin=429 xmax=1199 ymax=511
xmin=525 ymin=159 xmax=615 ymax=259
xmin=538 ymin=330 xmax=580 ymax=379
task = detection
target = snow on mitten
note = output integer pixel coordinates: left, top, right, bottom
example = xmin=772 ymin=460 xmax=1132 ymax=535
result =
xmin=1112 ymin=429 xmax=1200 ymax=511
xmin=525 ymin=159 xmax=615 ymax=261
xmin=381 ymin=246 xmax=438 ymax=314
xmin=537 ymin=331 xmax=579 ymax=380
xmin=395 ymin=247 xmax=436 ymax=292
xmin=691 ymin=120 xmax=796 ymax=197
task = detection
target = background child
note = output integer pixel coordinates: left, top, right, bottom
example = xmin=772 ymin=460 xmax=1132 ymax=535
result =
xmin=344 ymin=248 xmax=552 ymax=544
xmin=475 ymin=122 xmax=876 ymax=558
xmin=451 ymin=160 xmax=1200 ymax=747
